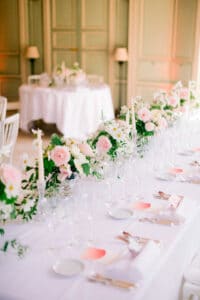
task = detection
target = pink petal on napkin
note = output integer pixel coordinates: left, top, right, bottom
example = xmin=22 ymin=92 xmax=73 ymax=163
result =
xmin=169 ymin=168 xmax=184 ymax=175
xmin=132 ymin=202 xmax=151 ymax=210
xmin=81 ymin=247 xmax=106 ymax=260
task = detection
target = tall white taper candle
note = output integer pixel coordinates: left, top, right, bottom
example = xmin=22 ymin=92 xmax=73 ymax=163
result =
xmin=126 ymin=109 xmax=130 ymax=124
xmin=37 ymin=129 xmax=44 ymax=183
xmin=131 ymin=97 xmax=136 ymax=133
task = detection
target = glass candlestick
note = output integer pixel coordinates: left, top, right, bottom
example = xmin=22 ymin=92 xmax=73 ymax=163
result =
xmin=37 ymin=180 xmax=47 ymax=220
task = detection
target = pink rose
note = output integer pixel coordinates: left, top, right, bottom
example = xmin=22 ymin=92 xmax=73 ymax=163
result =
xmin=145 ymin=122 xmax=155 ymax=132
xmin=157 ymin=117 xmax=168 ymax=130
xmin=58 ymin=165 xmax=72 ymax=181
xmin=0 ymin=164 xmax=21 ymax=187
xmin=168 ymin=96 xmax=179 ymax=107
xmin=78 ymin=143 xmax=94 ymax=157
xmin=137 ymin=108 xmax=152 ymax=122
xmin=96 ymin=136 xmax=112 ymax=153
xmin=50 ymin=146 xmax=70 ymax=167
xmin=180 ymin=88 xmax=188 ymax=99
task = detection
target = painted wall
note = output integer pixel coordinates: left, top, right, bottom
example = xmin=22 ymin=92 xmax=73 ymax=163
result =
xmin=128 ymin=0 xmax=198 ymax=101
xmin=0 ymin=0 xmax=199 ymax=109
xmin=0 ymin=0 xmax=21 ymax=103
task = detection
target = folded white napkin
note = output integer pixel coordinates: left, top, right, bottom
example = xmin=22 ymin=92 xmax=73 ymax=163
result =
xmin=131 ymin=241 xmax=161 ymax=276
xmin=105 ymin=241 xmax=161 ymax=282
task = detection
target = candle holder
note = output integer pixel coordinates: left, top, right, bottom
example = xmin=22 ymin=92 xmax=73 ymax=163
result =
xmin=37 ymin=180 xmax=47 ymax=220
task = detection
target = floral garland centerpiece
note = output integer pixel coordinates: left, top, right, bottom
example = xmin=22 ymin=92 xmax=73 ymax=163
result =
xmin=88 ymin=119 xmax=134 ymax=161
xmin=23 ymin=133 xmax=96 ymax=200
xmin=0 ymin=164 xmax=36 ymax=257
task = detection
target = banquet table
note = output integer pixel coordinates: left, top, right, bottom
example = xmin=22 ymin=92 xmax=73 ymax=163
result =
xmin=19 ymin=83 xmax=114 ymax=139
xmin=1 ymin=114 xmax=200 ymax=300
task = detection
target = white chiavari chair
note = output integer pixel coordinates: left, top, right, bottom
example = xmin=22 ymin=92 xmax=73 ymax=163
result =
xmin=0 ymin=113 xmax=19 ymax=163
xmin=0 ymin=96 xmax=7 ymax=150
xmin=182 ymin=254 xmax=200 ymax=300
xmin=0 ymin=96 xmax=7 ymax=121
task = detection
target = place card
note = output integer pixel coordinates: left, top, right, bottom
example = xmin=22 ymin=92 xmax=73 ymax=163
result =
xmin=132 ymin=201 xmax=151 ymax=210
xmin=168 ymin=168 xmax=184 ymax=175
xmin=81 ymin=247 xmax=106 ymax=260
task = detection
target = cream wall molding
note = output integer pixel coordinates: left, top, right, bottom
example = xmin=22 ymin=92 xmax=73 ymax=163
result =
xmin=193 ymin=0 xmax=200 ymax=82
xmin=43 ymin=0 xmax=52 ymax=74
xmin=19 ymin=0 xmax=29 ymax=84
xmin=127 ymin=0 xmax=138 ymax=104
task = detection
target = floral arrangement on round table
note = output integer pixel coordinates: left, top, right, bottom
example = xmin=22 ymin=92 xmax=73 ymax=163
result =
xmin=53 ymin=61 xmax=86 ymax=87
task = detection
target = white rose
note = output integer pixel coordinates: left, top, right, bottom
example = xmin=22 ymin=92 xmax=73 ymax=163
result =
xmin=70 ymin=144 xmax=81 ymax=158
xmin=74 ymin=158 xmax=87 ymax=175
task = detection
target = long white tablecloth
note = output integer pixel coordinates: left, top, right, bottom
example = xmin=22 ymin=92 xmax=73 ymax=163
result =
xmin=1 ymin=114 xmax=200 ymax=300
xmin=19 ymin=84 xmax=114 ymax=139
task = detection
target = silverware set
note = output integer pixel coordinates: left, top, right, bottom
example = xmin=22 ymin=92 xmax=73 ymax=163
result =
xmin=117 ymin=231 xmax=160 ymax=245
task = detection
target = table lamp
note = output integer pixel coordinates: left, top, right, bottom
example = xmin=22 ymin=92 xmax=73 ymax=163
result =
xmin=26 ymin=46 xmax=40 ymax=75
xmin=114 ymin=47 xmax=128 ymax=110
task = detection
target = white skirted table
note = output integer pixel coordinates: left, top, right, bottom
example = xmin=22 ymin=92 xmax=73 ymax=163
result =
xmin=1 ymin=114 xmax=200 ymax=300
xmin=19 ymin=84 xmax=114 ymax=139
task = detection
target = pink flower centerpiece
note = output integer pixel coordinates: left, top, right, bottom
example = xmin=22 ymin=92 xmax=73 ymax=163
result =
xmin=145 ymin=122 xmax=155 ymax=132
xmin=50 ymin=146 xmax=70 ymax=167
xmin=168 ymin=96 xmax=179 ymax=108
xmin=78 ymin=143 xmax=94 ymax=157
xmin=58 ymin=165 xmax=72 ymax=182
xmin=180 ymin=88 xmax=189 ymax=100
xmin=96 ymin=136 xmax=112 ymax=154
xmin=137 ymin=107 xmax=152 ymax=122
xmin=0 ymin=164 xmax=21 ymax=199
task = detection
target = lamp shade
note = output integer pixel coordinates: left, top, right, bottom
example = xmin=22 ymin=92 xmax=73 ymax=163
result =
xmin=26 ymin=46 xmax=40 ymax=59
xmin=114 ymin=47 xmax=128 ymax=62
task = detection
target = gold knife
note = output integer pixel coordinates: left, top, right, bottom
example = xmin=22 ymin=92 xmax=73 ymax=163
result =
xmin=139 ymin=217 xmax=180 ymax=226
xmin=88 ymin=273 xmax=136 ymax=290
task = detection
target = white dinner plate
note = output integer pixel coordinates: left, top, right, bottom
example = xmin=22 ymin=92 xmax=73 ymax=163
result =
xmin=53 ymin=258 xmax=84 ymax=277
xmin=108 ymin=208 xmax=133 ymax=220
xmin=155 ymin=172 xmax=174 ymax=182
xmin=156 ymin=172 xmax=186 ymax=182
xmin=178 ymin=150 xmax=193 ymax=156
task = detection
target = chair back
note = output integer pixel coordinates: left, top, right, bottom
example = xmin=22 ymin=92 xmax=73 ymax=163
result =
xmin=28 ymin=75 xmax=41 ymax=86
xmin=87 ymin=75 xmax=104 ymax=85
xmin=1 ymin=113 xmax=19 ymax=163
xmin=0 ymin=96 xmax=7 ymax=121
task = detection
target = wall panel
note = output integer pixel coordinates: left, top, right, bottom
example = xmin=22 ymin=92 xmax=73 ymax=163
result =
xmin=0 ymin=0 xmax=21 ymax=102
xmin=141 ymin=0 xmax=173 ymax=58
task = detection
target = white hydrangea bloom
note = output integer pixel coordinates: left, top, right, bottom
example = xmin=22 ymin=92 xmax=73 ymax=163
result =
xmin=23 ymin=199 xmax=35 ymax=213
xmin=70 ymin=144 xmax=81 ymax=158
xmin=0 ymin=202 xmax=13 ymax=220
